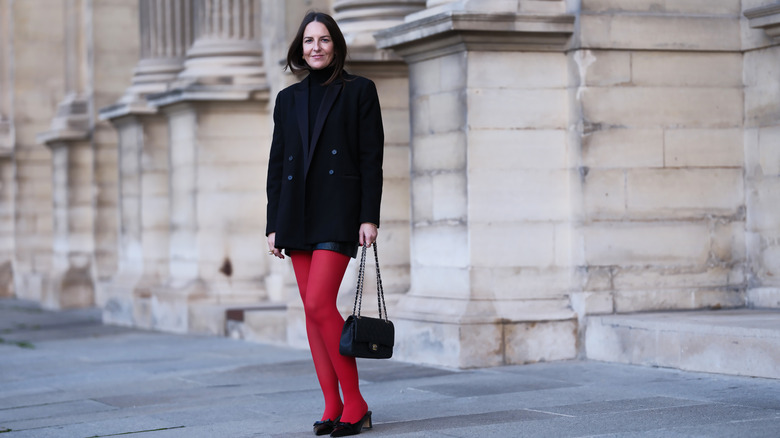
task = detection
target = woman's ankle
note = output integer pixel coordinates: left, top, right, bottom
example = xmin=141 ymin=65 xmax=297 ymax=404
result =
xmin=340 ymin=399 xmax=368 ymax=423
xmin=322 ymin=403 xmax=343 ymax=422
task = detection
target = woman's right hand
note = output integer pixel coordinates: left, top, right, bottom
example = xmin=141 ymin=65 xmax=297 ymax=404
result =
xmin=267 ymin=232 xmax=284 ymax=259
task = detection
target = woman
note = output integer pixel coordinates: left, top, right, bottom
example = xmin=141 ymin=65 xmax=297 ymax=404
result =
xmin=265 ymin=11 xmax=383 ymax=437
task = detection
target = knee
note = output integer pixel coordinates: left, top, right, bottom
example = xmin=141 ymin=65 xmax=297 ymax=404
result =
xmin=302 ymin=293 xmax=335 ymax=324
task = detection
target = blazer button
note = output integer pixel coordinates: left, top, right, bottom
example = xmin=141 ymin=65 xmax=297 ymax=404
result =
xmin=331 ymin=149 xmax=337 ymax=155
xmin=328 ymin=170 xmax=334 ymax=175
xmin=287 ymin=175 xmax=293 ymax=180
xmin=288 ymin=155 xmax=294 ymax=161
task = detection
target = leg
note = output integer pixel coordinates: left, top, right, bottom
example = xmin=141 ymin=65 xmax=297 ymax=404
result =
xmin=303 ymin=250 xmax=368 ymax=424
xmin=290 ymin=251 xmax=343 ymax=422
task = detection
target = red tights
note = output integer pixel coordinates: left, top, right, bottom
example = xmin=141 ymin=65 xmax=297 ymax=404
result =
xmin=290 ymin=250 xmax=368 ymax=424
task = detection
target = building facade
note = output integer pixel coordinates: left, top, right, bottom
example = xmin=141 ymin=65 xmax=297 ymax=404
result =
xmin=1 ymin=0 xmax=779 ymax=371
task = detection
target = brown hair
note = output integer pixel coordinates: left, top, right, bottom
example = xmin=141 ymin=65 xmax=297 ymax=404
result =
xmin=286 ymin=11 xmax=347 ymax=86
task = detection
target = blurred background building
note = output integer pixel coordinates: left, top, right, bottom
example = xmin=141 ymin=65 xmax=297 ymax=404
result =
xmin=1 ymin=0 xmax=779 ymax=377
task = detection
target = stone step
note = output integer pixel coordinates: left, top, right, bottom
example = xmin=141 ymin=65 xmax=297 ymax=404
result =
xmin=585 ymin=309 xmax=780 ymax=379
xmin=225 ymin=304 xmax=289 ymax=346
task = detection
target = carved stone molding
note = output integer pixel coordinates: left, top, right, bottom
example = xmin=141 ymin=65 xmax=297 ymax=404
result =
xmin=375 ymin=10 xmax=575 ymax=62
xmin=745 ymin=2 xmax=780 ymax=40
xmin=37 ymin=94 xmax=91 ymax=144
xmin=333 ymin=0 xmax=426 ymax=61
xmin=132 ymin=1 xmax=195 ymax=94
xmin=40 ymin=0 xmax=91 ymax=144
xmin=174 ymin=0 xmax=267 ymax=89
xmin=148 ymin=0 xmax=269 ymax=105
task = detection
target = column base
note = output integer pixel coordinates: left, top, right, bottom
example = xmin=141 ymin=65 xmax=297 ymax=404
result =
xmin=0 ymin=261 xmax=13 ymax=297
xmin=100 ymin=271 xmax=158 ymax=327
xmin=392 ymin=294 xmax=577 ymax=368
xmin=43 ymin=257 xmax=95 ymax=310
xmin=748 ymin=287 xmax=780 ymax=308
xmin=225 ymin=303 xmax=289 ymax=347
xmin=393 ymin=316 xmax=578 ymax=369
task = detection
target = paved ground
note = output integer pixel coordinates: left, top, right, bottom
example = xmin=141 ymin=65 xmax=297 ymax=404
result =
xmin=1 ymin=298 xmax=779 ymax=438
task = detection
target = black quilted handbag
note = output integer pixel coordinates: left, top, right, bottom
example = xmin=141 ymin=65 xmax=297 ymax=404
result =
xmin=339 ymin=243 xmax=394 ymax=359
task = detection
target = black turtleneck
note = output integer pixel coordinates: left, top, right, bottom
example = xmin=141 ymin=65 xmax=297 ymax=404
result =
xmin=308 ymin=66 xmax=335 ymax=146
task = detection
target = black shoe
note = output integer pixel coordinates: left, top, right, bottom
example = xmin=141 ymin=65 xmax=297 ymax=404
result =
xmin=330 ymin=411 xmax=372 ymax=437
xmin=313 ymin=418 xmax=337 ymax=436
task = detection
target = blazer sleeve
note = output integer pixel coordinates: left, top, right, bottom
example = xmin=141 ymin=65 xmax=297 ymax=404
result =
xmin=357 ymin=79 xmax=384 ymax=227
xmin=266 ymin=92 xmax=285 ymax=236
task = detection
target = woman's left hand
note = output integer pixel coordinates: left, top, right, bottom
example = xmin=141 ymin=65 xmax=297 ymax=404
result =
xmin=359 ymin=223 xmax=378 ymax=247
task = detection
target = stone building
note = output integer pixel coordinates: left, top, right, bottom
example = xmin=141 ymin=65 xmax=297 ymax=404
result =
xmin=1 ymin=0 xmax=778 ymax=377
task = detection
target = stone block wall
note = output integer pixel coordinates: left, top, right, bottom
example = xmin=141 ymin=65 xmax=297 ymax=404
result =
xmin=743 ymin=0 xmax=780 ymax=308
xmin=571 ymin=0 xmax=747 ymax=317
xmin=9 ymin=1 xmax=63 ymax=303
xmin=467 ymin=50 xmax=573 ymax=320
xmin=2 ymin=0 xmax=780 ymax=369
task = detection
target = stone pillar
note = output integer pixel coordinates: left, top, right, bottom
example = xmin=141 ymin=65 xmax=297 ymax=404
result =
xmin=36 ymin=0 xmax=96 ymax=309
xmin=744 ymin=3 xmax=780 ymax=308
xmin=88 ymin=1 xmax=140 ymax=299
xmin=173 ymin=0 xmax=266 ymax=87
xmin=99 ymin=0 xmax=191 ymax=326
xmin=376 ymin=0 xmax=576 ymax=368
xmin=123 ymin=0 xmax=194 ymax=103
xmin=0 ymin=0 xmax=14 ymax=297
xmin=43 ymin=136 xmax=96 ymax=309
xmin=333 ymin=0 xmax=425 ymax=58
xmin=0 ymin=148 xmax=12 ymax=299
xmin=144 ymin=0 xmax=273 ymax=335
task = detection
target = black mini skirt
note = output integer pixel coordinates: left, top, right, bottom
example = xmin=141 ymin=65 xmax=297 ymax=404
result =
xmin=283 ymin=241 xmax=359 ymax=258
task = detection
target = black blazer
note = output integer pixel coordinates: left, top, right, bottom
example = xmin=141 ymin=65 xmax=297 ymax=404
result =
xmin=265 ymin=72 xmax=384 ymax=250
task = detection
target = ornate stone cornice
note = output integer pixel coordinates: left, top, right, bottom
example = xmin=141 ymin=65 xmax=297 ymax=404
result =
xmin=98 ymin=101 xmax=158 ymax=121
xmin=145 ymin=86 xmax=270 ymax=108
xmin=375 ymin=10 xmax=575 ymax=62
xmin=745 ymin=2 xmax=780 ymax=40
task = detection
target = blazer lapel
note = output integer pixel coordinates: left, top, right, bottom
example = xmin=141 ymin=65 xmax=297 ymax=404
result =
xmin=305 ymin=78 xmax=343 ymax=180
xmin=294 ymin=78 xmax=309 ymax=168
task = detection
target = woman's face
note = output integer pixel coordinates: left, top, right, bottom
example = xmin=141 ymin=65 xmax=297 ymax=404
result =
xmin=302 ymin=21 xmax=334 ymax=70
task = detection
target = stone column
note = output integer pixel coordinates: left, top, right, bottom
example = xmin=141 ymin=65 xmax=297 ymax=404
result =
xmin=43 ymin=136 xmax=95 ymax=309
xmin=0 ymin=0 xmax=14 ymax=297
xmin=144 ymin=0 xmax=274 ymax=336
xmin=172 ymin=0 xmax=267 ymax=88
xmin=376 ymin=0 xmax=577 ymax=368
xmin=333 ymin=0 xmax=425 ymax=59
xmin=123 ymin=0 xmax=194 ymax=103
xmin=744 ymin=3 xmax=780 ymax=308
xmin=0 ymin=147 xmax=12 ymax=299
xmin=36 ymin=0 xmax=96 ymax=310
xmin=99 ymin=0 xmax=192 ymax=326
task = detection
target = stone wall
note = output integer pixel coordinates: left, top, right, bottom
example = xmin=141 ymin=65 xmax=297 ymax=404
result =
xmin=0 ymin=0 xmax=13 ymax=297
xmin=572 ymin=0 xmax=746 ymax=317
xmin=9 ymin=0 xmax=62 ymax=304
xmin=1 ymin=0 xmax=779 ymax=369
xmin=744 ymin=1 xmax=780 ymax=308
